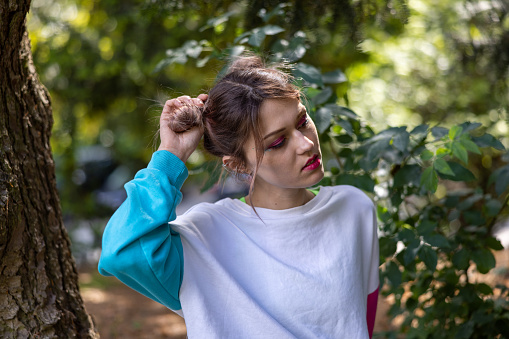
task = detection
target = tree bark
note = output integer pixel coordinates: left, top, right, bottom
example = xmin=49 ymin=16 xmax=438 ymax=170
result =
xmin=0 ymin=0 xmax=99 ymax=337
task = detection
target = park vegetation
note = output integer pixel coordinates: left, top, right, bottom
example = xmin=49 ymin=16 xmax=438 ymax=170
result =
xmin=27 ymin=0 xmax=509 ymax=337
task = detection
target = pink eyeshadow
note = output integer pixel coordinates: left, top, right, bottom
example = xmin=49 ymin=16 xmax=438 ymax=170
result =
xmin=269 ymin=136 xmax=284 ymax=147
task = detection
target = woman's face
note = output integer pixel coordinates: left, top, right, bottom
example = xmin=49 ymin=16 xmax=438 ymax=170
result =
xmin=243 ymin=98 xmax=324 ymax=192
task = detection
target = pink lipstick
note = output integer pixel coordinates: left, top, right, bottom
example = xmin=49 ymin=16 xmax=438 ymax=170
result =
xmin=302 ymin=155 xmax=321 ymax=171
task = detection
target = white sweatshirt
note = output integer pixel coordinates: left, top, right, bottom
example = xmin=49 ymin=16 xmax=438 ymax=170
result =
xmin=99 ymin=151 xmax=379 ymax=338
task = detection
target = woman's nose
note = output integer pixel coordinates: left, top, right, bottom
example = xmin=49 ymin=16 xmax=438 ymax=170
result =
xmin=294 ymin=130 xmax=314 ymax=153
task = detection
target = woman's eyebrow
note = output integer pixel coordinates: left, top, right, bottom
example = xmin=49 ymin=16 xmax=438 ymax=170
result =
xmin=263 ymin=127 xmax=285 ymax=140
xmin=263 ymin=107 xmax=307 ymax=140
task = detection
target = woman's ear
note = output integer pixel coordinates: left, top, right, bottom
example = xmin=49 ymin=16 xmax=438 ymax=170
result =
xmin=222 ymin=156 xmax=250 ymax=175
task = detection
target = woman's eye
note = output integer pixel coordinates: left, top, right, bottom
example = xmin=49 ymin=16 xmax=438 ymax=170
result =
xmin=298 ymin=115 xmax=309 ymax=128
xmin=266 ymin=137 xmax=286 ymax=152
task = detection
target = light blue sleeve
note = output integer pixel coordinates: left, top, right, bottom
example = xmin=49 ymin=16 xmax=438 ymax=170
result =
xmin=98 ymin=150 xmax=187 ymax=310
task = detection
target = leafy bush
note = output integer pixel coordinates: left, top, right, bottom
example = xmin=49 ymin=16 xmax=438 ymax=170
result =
xmin=156 ymin=6 xmax=509 ymax=338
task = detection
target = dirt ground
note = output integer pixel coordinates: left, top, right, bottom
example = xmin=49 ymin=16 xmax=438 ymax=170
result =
xmin=81 ymin=273 xmax=391 ymax=338
xmin=81 ymin=250 xmax=508 ymax=338
xmin=81 ymin=278 xmax=187 ymax=339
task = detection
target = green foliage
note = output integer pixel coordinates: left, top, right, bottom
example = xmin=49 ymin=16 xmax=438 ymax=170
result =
xmin=28 ymin=0 xmax=508 ymax=221
xmin=27 ymin=1 xmax=509 ymax=332
xmin=158 ymin=6 xmax=509 ymax=337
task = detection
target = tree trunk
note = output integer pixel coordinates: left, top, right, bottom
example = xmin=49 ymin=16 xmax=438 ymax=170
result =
xmin=0 ymin=1 xmax=99 ymax=337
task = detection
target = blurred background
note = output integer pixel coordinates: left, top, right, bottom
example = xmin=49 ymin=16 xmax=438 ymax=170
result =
xmin=26 ymin=0 xmax=508 ymax=337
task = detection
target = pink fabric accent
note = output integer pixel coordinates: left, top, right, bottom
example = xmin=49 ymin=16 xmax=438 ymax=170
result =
xmin=366 ymin=287 xmax=379 ymax=338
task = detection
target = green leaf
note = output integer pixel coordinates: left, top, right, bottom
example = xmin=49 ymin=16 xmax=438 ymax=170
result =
xmin=456 ymin=322 xmax=474 ymax=339
xmin=258 ymin=3 xmax=289 ymax=22
xmin=436 ymin=147 xmax=449 ymax=158
xmin=317 ymin=175 xmax=332 ymax=187
xmin=472 ymin=134 xmax=506 ymax=151
xmin=452 ymin=248 xmax=470 ymax=270
xmin=423 ymin=233 xmax=450 ymax=248
xmin=460 ymin=135 xmax=481 ymax=154
xmin=463 ymin=210 xmax=486 ymax=226
xmin=456 ymin=193 xmax=483 ymax=210
xmin=488 ymin=165 xmax=509 ymax=196
xmin=379 ymin=236 xmax=398 ymax=259
xmin=436 ymin=161 xmax=476 ymax=182
xmin=329 ymin=105 xmax=358 ymax=119
xmin=366 ymin=138 xmax=391 ymax=163
xmin=475 ymin=283 xmax=493 ymax=295
xmin=404 ymin=239 xmax=422 ymax=265
xmin=200 ymin=10 xmax=237 ymax=31
xmin=385 ymin=261 xmax=402 ymax=287
xmin=405 ymin=296 xmax=418 ymax=311
xmin=377 ymin=205 xmax=391 ymax=223
xmin=234 ymin=31 xmax=252 ymax=44
xmin=417 ymin=219 xmax=436 ymax=235
xmin=196 ymin=55 xmax=211 ymax=68
xmin=485 ymin=237 xmax=504 ymax=251
xmin=153 ymin=58 xmax=172 ymax=73
xmin=420 ymin=166 xmax=438 ymax=192
xmin=410 ymin=124 xmax=429 ymax=136
xmin=434 ymin=158 xmax=455 ymax=176
xmin=225 ymin=45 xmax=245 ymax=57
xmin=322 ymin=69 xmax=347 ymax=84
xmin=420 ymin=150 xmax=434 ymax=161
xmin=199 ymin=161 xmax=222 ymax=193
xmin=183 ymin=40 xmax=205 ymax=58
xmin=282 ymin=31 xmax=307 ymax=62
xmin=484 ymin=199 xmax=502 ymax=217
xmin=261 ymin=25 xmax=285 ymax=35
xmin=335 ymin=174 xmax=375 ymax=192
xmin=419 ymin=245 xmax=437 ymax=271
xmin=248 ymin=28 xmax=266 ymax=47
xmin=335 ymin=134 xmax=353 ymax=144
xmin=282 ymin=43 xmax=306 ymax=62
xmin=472 ymin=248 xmax=496 ymax=274
xmin=431 ymin=126 xmax=448 ymax=139
xmin=392 ymin=130 xmax=410 ymax=152
xmin=393 ymin=164 xmax=421 ymax=188
xmin=451 ymin=141 xmax=469 ymax=164
xmin=363 ymin=128 xmax=403 ymax=162
xmin=314 ymin=106 xmax=333 ymax=133
xmin=312 ymin=87 xmax=333 ymax=106
xmin=331 ymin=124 xmax=342 ymax=135
xmin=293 ymin=63 xmax=323 ymax=87
xmin=458 ymin=121 xmax=482 ymax=132
xmin=336 ymin=119 xmax=354 ymax=135
xmin=330 ymin=167 xmax=340 ymax=175
xmin=358 ymin=156 xmax=378 ymax=172
xmin=449 ymin=125 xmax=463 ymax=140
xmin=397 ymin=228 xmax=416 ymax=243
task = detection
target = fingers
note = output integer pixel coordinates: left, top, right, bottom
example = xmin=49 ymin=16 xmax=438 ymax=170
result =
xmin=162 ymin=94 xmax=208 ymax=117
xmin=165 ymin=94 xmax=207 ymax=108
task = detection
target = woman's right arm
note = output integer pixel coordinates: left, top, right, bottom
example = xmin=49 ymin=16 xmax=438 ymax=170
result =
xmin=98 ymin=150 xmax=188 ymax=310
xmin=98 ymin=94 xmax=207 ymax=311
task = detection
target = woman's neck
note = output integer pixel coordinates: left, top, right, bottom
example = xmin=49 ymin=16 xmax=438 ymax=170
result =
xmin=244 ymin=186 xmax=315 ymax=210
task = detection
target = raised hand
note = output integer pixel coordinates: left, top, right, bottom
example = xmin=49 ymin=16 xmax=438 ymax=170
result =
xmin=158 ymin=94 xmax=208 ymax=162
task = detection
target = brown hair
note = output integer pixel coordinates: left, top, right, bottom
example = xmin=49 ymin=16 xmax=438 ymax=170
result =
xmin=169 ymin=55 xmax=300 ymax=209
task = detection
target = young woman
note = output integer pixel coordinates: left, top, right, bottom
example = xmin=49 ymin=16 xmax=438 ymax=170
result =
xmin=99 ymin=56 xmax=379 ymax=338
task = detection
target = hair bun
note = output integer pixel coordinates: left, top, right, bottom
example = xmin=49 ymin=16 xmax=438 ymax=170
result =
xmin=167 ymin=103 xmax=204 ymax=133
xmin=227 ymin=55 xmax=264 ymax=73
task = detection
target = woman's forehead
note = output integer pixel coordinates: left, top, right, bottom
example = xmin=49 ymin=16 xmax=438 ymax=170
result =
xmin=259 ymin=98 xmax=303 ymax=124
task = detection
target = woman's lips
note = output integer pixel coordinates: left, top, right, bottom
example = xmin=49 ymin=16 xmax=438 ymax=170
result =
xmin=302 ymin=155 xmax=320 ymax=171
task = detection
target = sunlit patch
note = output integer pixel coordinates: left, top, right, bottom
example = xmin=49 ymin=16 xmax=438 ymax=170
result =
xmin=81 ymin=287 xmax=108 ymax=303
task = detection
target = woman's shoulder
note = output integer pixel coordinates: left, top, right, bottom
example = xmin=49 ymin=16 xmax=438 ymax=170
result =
xmin=176 ymin=197 xmax=239 ymax=223
xmin=321 ymin=185 xmax=375 ymax=208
